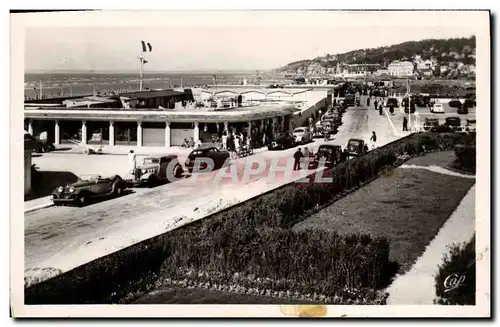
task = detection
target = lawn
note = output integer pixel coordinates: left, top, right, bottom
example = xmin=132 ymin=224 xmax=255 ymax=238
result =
xmin=293 ymin=152 xmax=475 ymax=273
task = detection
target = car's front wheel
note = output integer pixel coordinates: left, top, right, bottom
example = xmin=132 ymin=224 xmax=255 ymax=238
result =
xmin=77 ymin=194 xmax=88 ymax=207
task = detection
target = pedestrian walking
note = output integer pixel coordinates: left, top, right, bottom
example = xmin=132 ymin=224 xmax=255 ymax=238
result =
xmin=234 ymin=135 xmax=240 ymax=153
xmin=221 ymin=132 xmax=228 ymax=150
xmin=293 ymin=147 xmax=304 ymax=170
xmin=367 ymin=97 xmax=370 ymax=107
xmin=128 ymin=150 xmax=139 ymax=180
xmin=370 ymin=131 xmax=377 ymax=149
xmin=379 ymin=104 xmax=383 ymax=116
xmin=389 ymin=104 xmax=394 ymax=115
xmin=374 ymin=100 xmax=378 ymax=111
xmin=403 ymin=116 xmax=408 ymax=131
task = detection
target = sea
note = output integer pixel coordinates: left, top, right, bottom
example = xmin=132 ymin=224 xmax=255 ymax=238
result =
xmin=24 ymin=71 xmax=277 ymax=100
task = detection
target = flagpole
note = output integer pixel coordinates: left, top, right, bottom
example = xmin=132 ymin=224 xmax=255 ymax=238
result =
xmin=39 ymin=80 xmax=43 ymax=99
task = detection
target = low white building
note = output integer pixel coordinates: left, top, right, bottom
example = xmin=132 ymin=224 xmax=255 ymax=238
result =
xmin=388 ymin=60 xmax=414 ymax=76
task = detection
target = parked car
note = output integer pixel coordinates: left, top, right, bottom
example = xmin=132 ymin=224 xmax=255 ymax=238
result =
xmin=308 ymin=144 xmax=343 ymax=169
xmin=51 ymin=174 xmax=127 ymax=207
xmin=126 ymin=154 xmax=184 ymax=187
xmin=465 ymin=119 xmax=476 ymax=133
xmin=463 ymin=99 xmax=475 ymax=109
xmin=457 ymin=105 xmax=469 ymax=115
xmin=423 ymin=118 xmax=440 ymax=131
xmin=292 ymin=127 xmax=312 ymax=144
xmin=311 ymin=124 xmax=324 ymax=138
xmin=386 ymin=98 xmax=399 ymax=108
xmin=430 ymin=103 xmax=445 ymax=113
xmin=267 ymin=132 xmax=296 ymax=151
xmin=444 ymin=117 xmax=463 ymax=132
xmin=321 ymin=119 xmax=338 ymax=136
xmin=345 ymin=138 xmax=367 ymax=158
xmin=448 ymin=100 xmax=462 ymax=108
xmin=185 ymin=146 xmax=230 ymax=173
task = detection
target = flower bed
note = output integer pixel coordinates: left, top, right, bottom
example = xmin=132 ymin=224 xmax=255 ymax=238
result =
xmin=25 ymin=132 xmax=475 ymax=305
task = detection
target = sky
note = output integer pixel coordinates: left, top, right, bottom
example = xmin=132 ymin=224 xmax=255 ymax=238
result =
xmin=21 ymin=11 xmax=480 ymax=72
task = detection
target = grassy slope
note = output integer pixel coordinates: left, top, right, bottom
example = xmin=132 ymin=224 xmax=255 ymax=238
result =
xmin=293 ymin=152 xmax=475 ymax=273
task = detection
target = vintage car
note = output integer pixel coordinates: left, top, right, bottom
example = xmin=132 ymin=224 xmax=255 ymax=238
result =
xmin=308 ymin=144 xmax=343 ymax=169
xmin=51 ymin=174 xmax=127 ymax=207
xmin=465 ymin=119 xmax=476 ymax=133
xmin=444 ymin=117 xmax=463 ymax=132
xmin=267 ymin=132 xmax=296 ymax=151
xmin=430 ymin=103 xmax=445 ymax=113
xmin=457 ymin=105 xmax=469 ymax=115
xmin=311 ymin=124 xmax=324 ymax=138
xmin=345 ymin=138 xmax=367 ymax=158
xmin=321 ymin=119 xmax=338 ymax=136
xmin=185 ymin=146 xmax=230 ymax=173
xmin=463 ymin=99 xmax=476 ymax=108
xmin=126 ymin=154 xmax=184 ymax=187
xmin=403 ymin=102 xmax=416 ymax=114
xmin=385 ymin=98 xmax=399 ymax=108
xmin=292 ymin=126 xmax=312 ymax=144
xmin=423 ymin=118 xmax=440 ymax=131
xmin=448 ymin=100 xmax=462 ymax=108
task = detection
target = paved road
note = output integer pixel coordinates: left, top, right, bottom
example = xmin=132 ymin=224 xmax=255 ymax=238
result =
xmin=25 ymin=103 xmax=403 ymax=282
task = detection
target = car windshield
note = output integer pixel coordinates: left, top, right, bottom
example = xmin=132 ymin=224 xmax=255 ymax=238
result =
xmin=142 ymin=158 xmax=160 ymax=164
xmin=318 ymin=146 xmax=333 ymax=154
xmin=294 ymin=128 xmax=304 ymax=133
xmin=348 ymin=140 xmax=361 ymax=147
xmin=78 ymin=174 xmax=100 ymax=182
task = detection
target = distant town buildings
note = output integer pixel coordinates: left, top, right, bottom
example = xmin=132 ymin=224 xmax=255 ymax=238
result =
xmin=388 ymin=60 xmax=414 ymax=76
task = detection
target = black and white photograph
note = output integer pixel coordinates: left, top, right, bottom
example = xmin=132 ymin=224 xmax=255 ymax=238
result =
xmin=9 ymin=9 xmax=490 ymax=318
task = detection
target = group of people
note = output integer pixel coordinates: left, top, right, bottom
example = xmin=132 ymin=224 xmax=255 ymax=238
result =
xmin=220 ymin=131 xmax=251 ymax=155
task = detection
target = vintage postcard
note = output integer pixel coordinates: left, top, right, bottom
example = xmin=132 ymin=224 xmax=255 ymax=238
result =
xmin=10 ymin=10 xmax=490 ymax=318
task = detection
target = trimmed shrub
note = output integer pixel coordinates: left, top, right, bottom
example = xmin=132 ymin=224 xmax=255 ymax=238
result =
xmin=434 ymin=235 xmax=476 ymax=305
xmin=25 ymin=132 xmax=475 ymax=304
xmin=453 ymin=144 xmax=476 ymax=172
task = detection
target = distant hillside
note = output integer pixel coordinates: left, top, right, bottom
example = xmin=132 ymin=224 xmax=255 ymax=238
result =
xmin=277 ymin=36 xmax=476 ymax=75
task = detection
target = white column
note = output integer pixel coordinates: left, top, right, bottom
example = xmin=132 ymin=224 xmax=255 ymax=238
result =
xmin=54 ymin=120 xmax=60 ymax=145
xmin=137 ymin=121 xmax=142 ymax=147
xmin=247 ymin=121 xmax=252 ymax=138
xmin=193 ymin=122 xmax=200 ymax=143
xmin=81 ymin=120 xmax=87 ymax=145
xmin=27 ymin=119 xmax=33 ymax=135
xmin=272 ymin=117 xmax=277 ymax=135
xmin=223 ymin=121 xmax=229 ymax=133
xmin=165 ymin=121 xmax=171 ymax=147
xmin=288 ymin=115 xmax=293 ymax=132
xmin=109 ymin=120 xmax=115 ymax=146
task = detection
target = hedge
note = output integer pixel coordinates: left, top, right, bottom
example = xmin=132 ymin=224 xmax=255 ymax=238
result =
xmin=25 ymin=132 xmax=475 ymax=304
xmin=453 ymin=144 xmax=476 ymax=173
xmin=434 ymin=235 xmax=476 ymax=305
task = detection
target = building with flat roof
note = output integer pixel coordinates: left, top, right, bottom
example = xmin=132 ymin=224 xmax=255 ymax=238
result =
xmin=388 ymin=60 xmax=414 ymax=77
xmin=24 ymin=88 xmax=309 ymax=148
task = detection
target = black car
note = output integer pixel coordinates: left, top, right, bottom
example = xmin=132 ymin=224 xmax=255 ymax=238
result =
xmin=423 ymin=118 xmax=440 ymax=131
xmin=444 ymin=117 xmax=463 ymax=132
xmin=51 ymin=174 xmax=127 ymax=207
xmin=457 ymin=106 xmax=469 ymax=115
xmin=345 ymin=138 xmax=367 ymax=158
xmin=185 ymin=146 xmax=230 ymax=173
xmin=268 ymin=132 xmax=296 ymax=150
xmin=449 ymin=100 xmax=462 ymax=108
xmin=386 ymin=98 xmax=399 ymax=108
xmin=463 ymin=99 xmax=475 ymax=109
xmin=309 ymin=144 xmax=343 ymax=169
